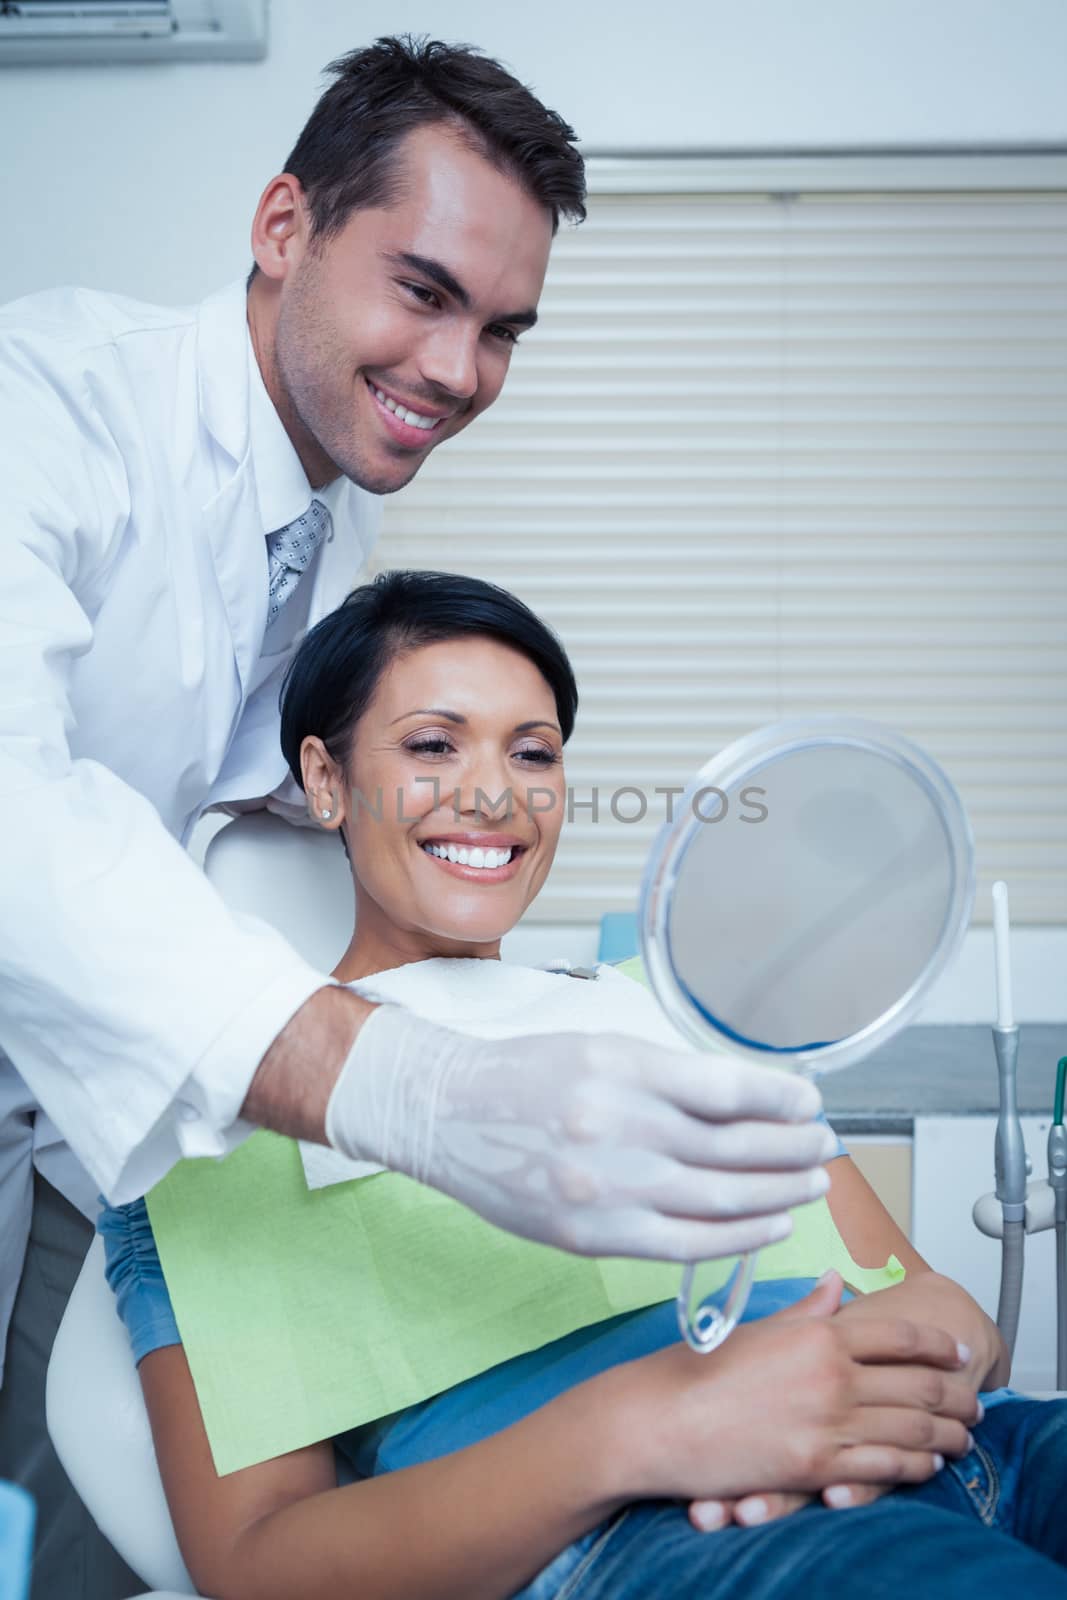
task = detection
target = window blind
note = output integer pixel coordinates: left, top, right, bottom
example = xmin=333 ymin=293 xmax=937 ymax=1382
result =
xmin=375 ymin=161 xmax=1067 ymax=924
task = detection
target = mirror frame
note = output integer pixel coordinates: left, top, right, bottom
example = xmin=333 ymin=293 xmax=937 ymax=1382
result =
xmin=639 ymin=716 xmax=975 ymax=1076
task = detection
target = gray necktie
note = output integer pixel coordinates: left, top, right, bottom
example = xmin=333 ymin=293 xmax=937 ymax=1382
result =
xmin=265 ymin=498 xmax=331 ymax=633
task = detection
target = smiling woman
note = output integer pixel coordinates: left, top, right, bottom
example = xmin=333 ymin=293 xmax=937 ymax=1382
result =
xmin=93 ymin=567 xmax=1067 ymax=1600
xmin=278 ymin=568 xmax=578 ymax=977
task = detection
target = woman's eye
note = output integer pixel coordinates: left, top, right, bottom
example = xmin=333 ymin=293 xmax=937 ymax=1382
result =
xmin=514 ymin=746 xmax=558 ymax=765
xmin=405 ymin=737 xmax=454 ymax=757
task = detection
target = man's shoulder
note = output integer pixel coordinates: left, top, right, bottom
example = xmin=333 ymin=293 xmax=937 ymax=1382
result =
xmin=0 ymin=283 xmax=244 ymax=463
xmin=0 ymin=283 xmax=199 ymax=358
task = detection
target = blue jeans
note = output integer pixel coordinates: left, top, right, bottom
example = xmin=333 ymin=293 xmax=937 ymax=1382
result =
xmin=516 ymin=1395 xmax=1067 ymax=1599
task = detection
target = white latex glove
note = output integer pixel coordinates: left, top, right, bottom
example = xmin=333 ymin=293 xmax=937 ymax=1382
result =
xmin=325 ymin=1004 xmax=836 ymax=1261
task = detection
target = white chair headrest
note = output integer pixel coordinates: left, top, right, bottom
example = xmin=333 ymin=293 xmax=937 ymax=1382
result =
xmin=203 ymin=810 xmax=354 ymax=972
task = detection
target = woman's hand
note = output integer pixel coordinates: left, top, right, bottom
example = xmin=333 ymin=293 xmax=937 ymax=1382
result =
xmin=688 ymin=1271 xmax=995 ymax=1533
xmin=688 ymin=1477 xmax=902 ymax=1533
xmin=826 ymin=1269 xmax=1008 ymax=1392
xmin=600 ymin=1269 xmax=981 ymax=1510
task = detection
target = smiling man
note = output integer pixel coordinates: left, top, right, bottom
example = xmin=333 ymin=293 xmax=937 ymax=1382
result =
xmin=0 ymin=35 xmax=827 ymax=1600
xmin=251 ymin=115 xmax=553 ymax=496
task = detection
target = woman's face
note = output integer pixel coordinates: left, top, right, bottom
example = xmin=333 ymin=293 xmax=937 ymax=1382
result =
xmin=319 ymin=635 xmax=566 ymax=958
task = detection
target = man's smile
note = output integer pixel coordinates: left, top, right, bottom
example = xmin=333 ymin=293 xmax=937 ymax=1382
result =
xmin=366 ymin=378 xmax=452 ymax=448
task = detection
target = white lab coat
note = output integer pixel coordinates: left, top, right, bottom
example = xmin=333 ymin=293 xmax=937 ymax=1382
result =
xmin=0 ymin=279 xmax=380 ymax=1377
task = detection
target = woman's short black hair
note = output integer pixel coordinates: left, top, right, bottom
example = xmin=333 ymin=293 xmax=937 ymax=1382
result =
xmin=283 ymin=35 xmax=586 ymax=241
xmin=280 ymin=569 xmax=578 ymax=788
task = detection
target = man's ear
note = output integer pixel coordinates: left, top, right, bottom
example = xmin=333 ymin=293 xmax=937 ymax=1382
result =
xmin=250 ymin=173 xmax=311 ymax=283
xmin=300 ymin=736 xmax=345 ymax=831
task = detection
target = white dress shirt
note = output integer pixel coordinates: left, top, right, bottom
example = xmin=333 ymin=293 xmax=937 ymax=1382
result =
xmin=0 ymin=279 xmax=381 ymax=1379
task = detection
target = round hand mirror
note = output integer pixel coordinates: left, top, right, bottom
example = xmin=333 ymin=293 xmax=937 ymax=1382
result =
xmin=638 ymin=716 xmax=975 ymax=1352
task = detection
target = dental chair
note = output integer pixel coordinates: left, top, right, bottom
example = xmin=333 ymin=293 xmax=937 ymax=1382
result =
xmin=43 ymin=814 xmax=1063 ymax=1596
xmin=46 ymin=812 xmax=351 ymax=1600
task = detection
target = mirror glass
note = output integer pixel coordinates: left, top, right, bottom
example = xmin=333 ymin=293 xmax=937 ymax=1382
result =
xmin=641 ymin=717 xmax=974 ymax=1077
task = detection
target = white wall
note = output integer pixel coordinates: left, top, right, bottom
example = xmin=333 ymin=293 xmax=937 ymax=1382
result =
xmin=8 ymin=0 xmax=1066 ymax=1020
xmin=2 ymin=0 xmax=1067 ymax=304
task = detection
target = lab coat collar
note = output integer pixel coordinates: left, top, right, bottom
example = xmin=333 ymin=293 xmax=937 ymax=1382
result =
xmin=194 ymin=280 xmax=265 ymax=699
xmin=196 ymin=279 xmax=253 ymax=468
xmin=199 ymin=281 xmax=345 ymax=534
xmin=192 ymin=279 xmax=379 ymax=720
xmin=246 ymin=318 xmax=316 ymax=536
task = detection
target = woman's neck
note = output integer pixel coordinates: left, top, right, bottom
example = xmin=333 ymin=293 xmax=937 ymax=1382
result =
xmin=331 ymin=916 xmax=502 ymax=985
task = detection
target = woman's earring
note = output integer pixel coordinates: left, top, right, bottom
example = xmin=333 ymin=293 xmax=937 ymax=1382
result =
xmin=321 ymin=808 xmax=333 ymax=822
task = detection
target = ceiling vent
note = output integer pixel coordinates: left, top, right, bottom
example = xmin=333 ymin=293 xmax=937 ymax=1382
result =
xmin=0 ymin=1 xmax=267 ymax=63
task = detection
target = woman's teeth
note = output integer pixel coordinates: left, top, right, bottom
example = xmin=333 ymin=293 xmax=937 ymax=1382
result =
xmin=372 ymin=385 xmax=441 ymax=431
xmin=422 ymin=843 xmax=514 ymax=869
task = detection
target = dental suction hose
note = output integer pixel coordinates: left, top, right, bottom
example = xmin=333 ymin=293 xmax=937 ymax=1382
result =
xmin=1050 ymin=1057 xmax=1067 ymax=1390
xmin=993 ymin=1024 xmax=1027 ymax=1357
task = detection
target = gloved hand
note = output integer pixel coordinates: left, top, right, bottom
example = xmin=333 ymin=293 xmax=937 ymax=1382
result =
xmin=325 ymin=1004 xmax=836 ymax=1260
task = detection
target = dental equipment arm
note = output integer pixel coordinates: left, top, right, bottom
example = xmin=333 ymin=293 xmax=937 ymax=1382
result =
xmin=972 ymin=1055 xmax=1067 ymax=1387
xmin=1050 ymin=1058 xmax=1067 ymax=1390
xmin=992 ymin=1022 xmax=1027 ymax=1359
xmin=991 ymin=880 xmax=1026 ymax=1358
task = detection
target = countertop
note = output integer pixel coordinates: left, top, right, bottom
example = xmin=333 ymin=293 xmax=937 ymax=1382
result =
xmin=820 ymin=1024 xmax=1067 ymax=1136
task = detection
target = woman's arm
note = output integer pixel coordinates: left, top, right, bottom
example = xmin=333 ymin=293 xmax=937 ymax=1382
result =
xmin=825 ymin=1155 xmax=1011 ymax=1390
xmin=140 ymin=1342 xmax=626 ymax=1600
xmin=141 ymin=1271 xmax=977 ymax=1600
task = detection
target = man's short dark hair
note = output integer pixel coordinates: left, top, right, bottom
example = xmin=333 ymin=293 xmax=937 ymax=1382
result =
xmin=283 ymin=34 xmax=586 ymax=243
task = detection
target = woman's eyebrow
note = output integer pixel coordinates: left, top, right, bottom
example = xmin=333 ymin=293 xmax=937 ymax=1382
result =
xmin=390 ymin=710 xmax=561 ymax=734
xmin=391 ymin=707 xmax=467 ymax=725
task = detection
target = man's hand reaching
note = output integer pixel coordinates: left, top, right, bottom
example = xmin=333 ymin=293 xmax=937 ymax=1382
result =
xmin=325 ymin=1002 xmax=837 ymax=1260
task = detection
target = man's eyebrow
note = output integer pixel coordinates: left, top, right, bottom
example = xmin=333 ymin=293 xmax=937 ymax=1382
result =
xmin=386 ymin=251 xmax=539 ymax=330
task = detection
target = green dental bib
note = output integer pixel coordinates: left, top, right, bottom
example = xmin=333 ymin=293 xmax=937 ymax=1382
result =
xmin=148 ymin=958 xmax=903 ymax=1475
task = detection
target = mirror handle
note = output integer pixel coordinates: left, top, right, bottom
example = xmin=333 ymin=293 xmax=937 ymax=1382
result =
xmin=677 ymin=1250 xmax=758 ymax=1353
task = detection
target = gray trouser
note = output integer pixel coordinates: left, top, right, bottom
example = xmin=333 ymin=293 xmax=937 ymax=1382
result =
xmin=0 ymin=1171 xmax=142 ymax=1600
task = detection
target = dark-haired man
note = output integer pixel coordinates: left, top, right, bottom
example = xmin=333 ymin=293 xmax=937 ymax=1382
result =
xmin=0 ymin=37 xmax=828 ymax=1597
xmin=248 ymin=121 xmax=551 ymax=498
